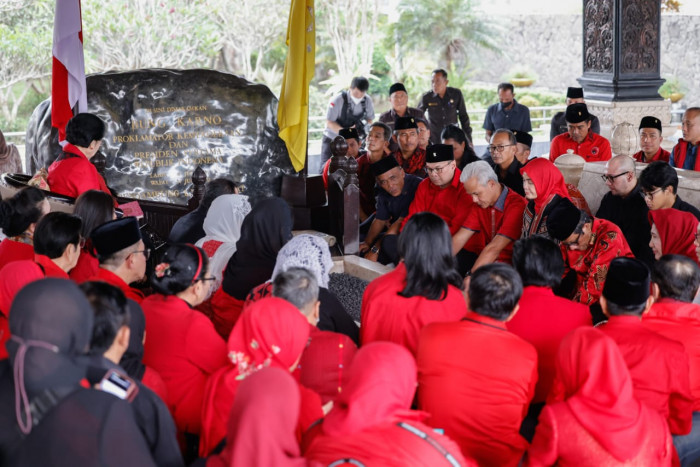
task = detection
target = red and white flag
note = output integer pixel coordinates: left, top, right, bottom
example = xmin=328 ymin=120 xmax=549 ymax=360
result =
xmin=51 ymin=0 xmax=87 ymax=143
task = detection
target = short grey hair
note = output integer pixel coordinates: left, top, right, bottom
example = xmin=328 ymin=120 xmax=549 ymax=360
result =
xmin=272 ymin=267 xmax=319 ymax=314
xmin=491 ymin=128 xmax=517 ymax=145
xmin=460 ymin=160 xmax=498 ymax=185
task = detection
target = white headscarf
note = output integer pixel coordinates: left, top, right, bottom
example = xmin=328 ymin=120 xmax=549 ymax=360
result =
xmin=271 ymin=234 xmax=333 ymax=288
xmin=195 ymin=194 xmax=251 ymax=290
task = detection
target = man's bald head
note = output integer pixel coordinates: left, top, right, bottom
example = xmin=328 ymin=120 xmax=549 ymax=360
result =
xmin=604 ymin=155 xmax=637 ymax=197
xmin=683 ymin=107 xmax=700 ymax=145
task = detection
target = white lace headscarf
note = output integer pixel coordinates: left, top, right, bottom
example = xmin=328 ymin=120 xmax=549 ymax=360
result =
xmin=271 ymin=234 xmax=333 ymax=289
xmin=195 ymin=194 xmax=252 ymax=290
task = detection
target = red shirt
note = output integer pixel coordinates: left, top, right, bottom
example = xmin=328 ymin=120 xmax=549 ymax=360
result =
xmin=141 ymin=294 xmax=228 ymax=434
xmin=560 ymin=218 xmax=633 ymax=305
xmin=70 ymin=249 xmax=100 ymax=283
xmin=462 ymin=185 xmax=527 ymax=262
xmin=402 ymin=167 xmax=473 ymax=235
xmin=33 ymin=254 xmax=69 ymax=278
xmin=360 ymin=262 xmax=467 ymax=356
xmin=549 ymin=131 xmax=612 ymax=163
xmin=417 ymin=312 xmax=538 ymax=467
xmin=0 ymin=239 xmax=34 ymax=271
xmin=632 ymin=147 xmax=670 ymax=163
xmin=598 ymin=315 xmax=692 ymax=435
xmin=89 ymin=268 xmax=145 ymax=304
xmin=642 ymin=298 xmax=700 ymax=411
xmin=506 ymin=286 xmax=591 ymax=402
xmin=47 ymin=143 xmax=113 ymax=199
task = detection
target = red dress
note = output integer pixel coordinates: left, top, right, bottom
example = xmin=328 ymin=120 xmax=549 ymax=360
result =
xmin=598 ymin=315 xmax=693 ymax=435
xmin=304 ymin=342 xmax=471 ymax=466
xmin=506 ymin=286 xmax=591 ymax=402
xmin=89 ymin=268 xmax=145 ymax=303
xmin=69 ymin=248 xmax=100 ymax=282
xmin=417 ymin=312 xmax=538 ymax=466
xmin=530 ymin=327 xmax=673 ymax=466
xmin=141 ymin=294 xmax=228 ymax=435
xmin=199 ymin=297 xmax=321 ymax=456
xmin=560 ymin=218 xmax=633 ymax=305
xmin=549 ymin=131 xmax=612 ymax=163
xmin=642 ymin=298 xmax=700 ymax=411
xmin=47 ymin=143 xmax=113 ymax=199
xmin=0 ymin=238 xmax=34 ymax=271
xmin=360 ymin=262 xmax=467 ymax=356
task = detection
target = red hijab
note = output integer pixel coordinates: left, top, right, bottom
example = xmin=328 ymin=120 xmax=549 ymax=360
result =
xmin=200 ymin=297 xmax=311 ymax=455
xmin=322 ymin=342 xmax=423 ymax=437
xmin=649 ymin=208 xmax=700 ymax=264
xmin=520 ymin=158 xmax=570 ymax=212
xmin=555 ymin=327 xmax=647 ymax=461
xmin=207 ymin=367 xmax=319 ymax=467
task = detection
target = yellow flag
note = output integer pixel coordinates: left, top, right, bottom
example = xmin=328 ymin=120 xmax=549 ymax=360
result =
xmin=277 ymin=0 xmax=315 ymax=172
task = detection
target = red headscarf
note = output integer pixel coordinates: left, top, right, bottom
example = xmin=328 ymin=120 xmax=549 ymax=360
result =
xmin=555 ymin=327 xmax=647 ymax=461
xmin=200 ymin=297 xmax=311 ymax=455
xmin=322 ymin=342 xmax=423 ymax=437
xmin=207 ymin=367 xmax=319 ymax=467
xmin=520 ymin=158 xmax=570 ymax=213
xmin=649 ymin=208 xmax=700 ymax=264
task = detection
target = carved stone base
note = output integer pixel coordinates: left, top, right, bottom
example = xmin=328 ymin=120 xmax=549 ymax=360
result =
xmin=585 ymin=99 xmax=674 ymax=151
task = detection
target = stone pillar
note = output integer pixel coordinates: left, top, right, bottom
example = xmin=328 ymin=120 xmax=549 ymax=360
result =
xmin=578 ymin=0 xmax=673 ymax=149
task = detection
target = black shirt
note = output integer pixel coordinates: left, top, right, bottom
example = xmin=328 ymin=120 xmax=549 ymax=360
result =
xmin=168 ymin=207 xmax=207 ymax=244
xmin=673 ymin=195 xmax=700 ymax=221
xmin=417 ymin=87 xmax=472 ymax=144
xmin=490 ymin=157 xmax=525 ymax=197
xmin=375 ymin=174 xmax=421 ymax=222
xmin=596 ymin=184 xmax=654 ymax=266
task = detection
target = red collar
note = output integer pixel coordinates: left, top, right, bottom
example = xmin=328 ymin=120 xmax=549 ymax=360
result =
xmin=34 ymin=254 xmax=68 ymax=278
xmin=462 ymin=310 xmax=508 ymax=330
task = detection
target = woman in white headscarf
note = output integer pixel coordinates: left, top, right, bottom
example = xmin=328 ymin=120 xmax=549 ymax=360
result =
xmin=195 ymin=194 xmax=251 ymax=293
xmin=246 ymin=234 xmax=360 ymax=344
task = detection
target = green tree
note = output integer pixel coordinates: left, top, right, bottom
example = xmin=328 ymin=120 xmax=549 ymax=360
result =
xmin=392 ymin=0 xmax=500 ymax=72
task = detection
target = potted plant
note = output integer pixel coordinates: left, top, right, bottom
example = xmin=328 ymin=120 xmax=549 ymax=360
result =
xmin=658 ymin=76 xmax=686 ymax=103
xmin=507 ymin=66 xmax=537 ymax=88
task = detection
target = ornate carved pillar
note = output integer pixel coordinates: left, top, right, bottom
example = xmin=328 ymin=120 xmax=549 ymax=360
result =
xmin=578 ymin=0 xmax=673 ymax=147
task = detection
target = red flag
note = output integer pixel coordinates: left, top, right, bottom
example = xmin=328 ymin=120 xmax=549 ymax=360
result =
xmin=51 ymin=0 xmax=87 ymax=142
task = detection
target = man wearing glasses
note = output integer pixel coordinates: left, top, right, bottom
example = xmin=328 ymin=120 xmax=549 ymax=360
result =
xmin=402 ymin=144 xmax=477 ymax=274
xmin=549 ymin=103 xmax=612 ymax=163
xmin=597 ymin=155 xmax=654 ymax=266
xmin=488 ymin=129 xmax=525 ymax=197
xmin=633 ymin=116 xmax=670 ymax=163
xmin=546 ymin=197 xmax=632 ymax=315
xmin=670 ymin=108 xmax=700 ymax=171
xmin=89 ymin=217 xmax=149 ymax=303
xmin=639 ymin=161 xmax=700 ymax=220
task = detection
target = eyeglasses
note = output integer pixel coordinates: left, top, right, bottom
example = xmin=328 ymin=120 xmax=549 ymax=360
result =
xmin=643 ymin=188 xmax=662 ymax=200
xmin=131 ymin=248 xmax=151 ymax=260
xmin=600 ymin=171 xmax=629 ymax=183
xmin=487 ymin=144 xmax=515 ymax=154
xmin=426 ymin=162 xmax=452 ymax=175
xmin=562 ymin=232 xmax=582 ymax=247
xmin=198 ymin=276 xmax=216 ymax=283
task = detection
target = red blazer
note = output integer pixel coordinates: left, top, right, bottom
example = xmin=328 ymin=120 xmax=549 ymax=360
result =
xmin=47 ymin=144 xmax=113 ymax=199
xmin=0 ymin=239 xmax=34 ymax=271
xmin=642 ymin=298 xmax=700 ymax=411
xmin=141 ymin=294 xmax=228 ymax=434
xmin=89 ymin=268 xmax=144 ymax=304
xmin=506 ymin=286 xmax=591 ymax=402
xmin=360 ymin=262 xmax=467 ymax=356
xmin=70 ymin=249 xmax=100 ymax=283
xmin=417 ymin=312 xmax=538 ymax=466
xmin=599 ymin=315 xmax=693 ymax=435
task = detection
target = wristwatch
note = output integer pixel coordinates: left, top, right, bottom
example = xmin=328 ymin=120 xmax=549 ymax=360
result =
xmin=370 ymin=246 xmax=379 ymax=254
